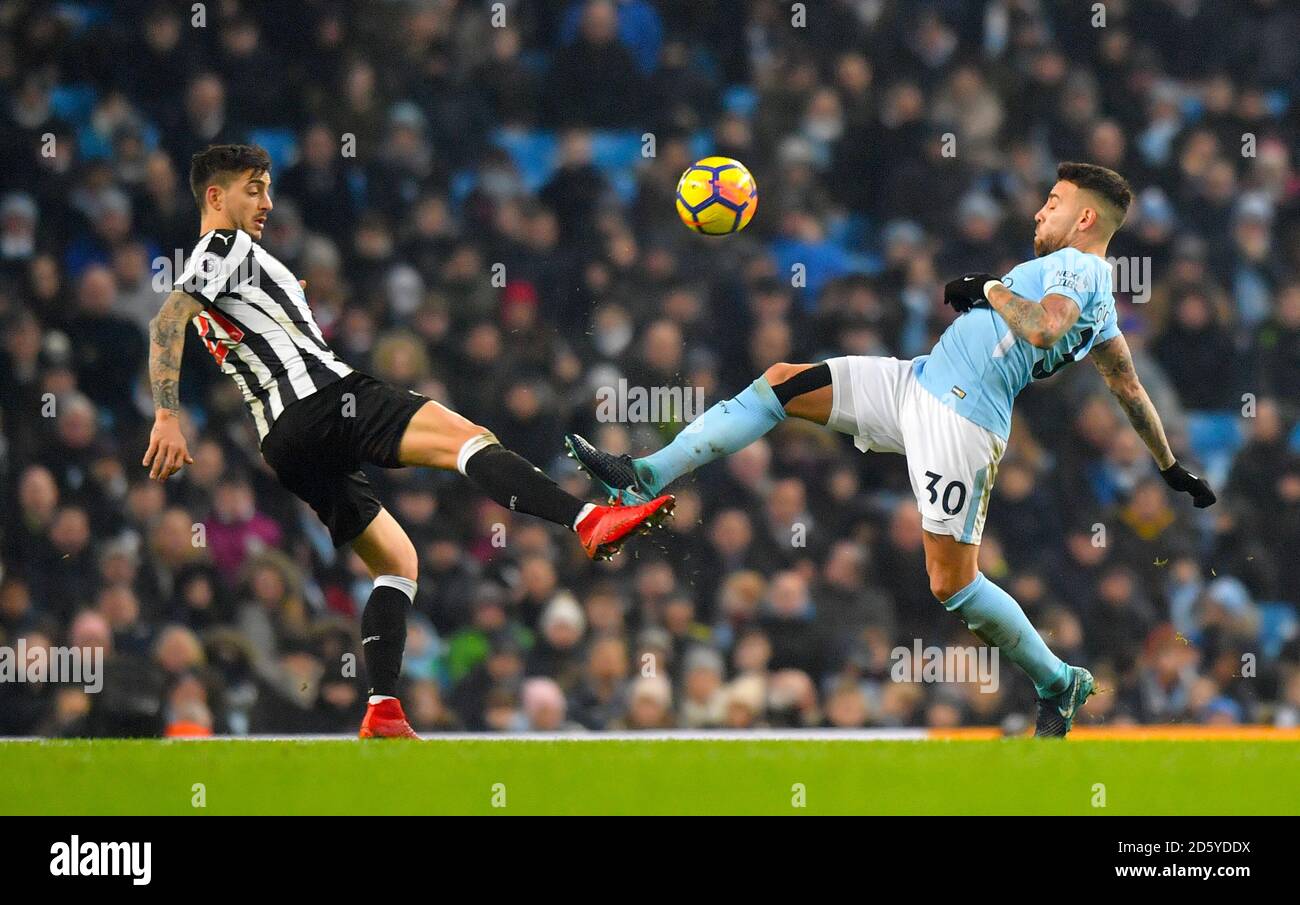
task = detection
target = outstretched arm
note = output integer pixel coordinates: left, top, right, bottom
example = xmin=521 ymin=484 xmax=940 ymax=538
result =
xmin=143 ymin=290 xmax=203 ymax=481
xmin=1091 ymin=333 xmax=1216 ymax=507
xmin=1091 ymin=332 xmax=1174 ymax=467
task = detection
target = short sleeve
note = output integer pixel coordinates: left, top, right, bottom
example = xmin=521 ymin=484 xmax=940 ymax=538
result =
xmin=1039 ymin=248 xmax=1093 ymax=309
xmin=174 ymin=229 xmax=251 ymax=306
xmin=1096 ymin=308 xmax=1121 ymax=343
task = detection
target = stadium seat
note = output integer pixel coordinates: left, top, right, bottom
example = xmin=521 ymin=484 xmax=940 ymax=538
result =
xmin=588 ymin=130 xmax=644 ymax=170
xmin=49 ymin=84 xmax=97 ymax=126
xmin=722 ymin=86 xmax=759 ymax=118
xmin=247 ymin=128 xmax=299 ymax=172
xmin=492 ymin=127 xmax=557 ymax=192
xmin=1257 ymin=602 xmax=1299 ymax=661
xmin=1185 ymin=410 xmax=1244 ymax=489
xmin=449 ymin=168 xmax=479 ymax=208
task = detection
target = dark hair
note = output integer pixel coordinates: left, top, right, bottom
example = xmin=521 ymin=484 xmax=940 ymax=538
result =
xmin=1056 ymin=161 xmax=1133 ymax=231
xmin=189 ymin=144 xmax=271 ymax=210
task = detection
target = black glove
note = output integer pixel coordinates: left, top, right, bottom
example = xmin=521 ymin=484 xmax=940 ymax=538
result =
xmin=1160 ymin=461 xmax=1217 ymax=508
xmin=944 ymin=273 xmax=1000 ymax=313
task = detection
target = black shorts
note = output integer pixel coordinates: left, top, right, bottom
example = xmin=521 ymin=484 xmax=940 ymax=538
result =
xmin=260 ymin=371 xmax=430 ymax=548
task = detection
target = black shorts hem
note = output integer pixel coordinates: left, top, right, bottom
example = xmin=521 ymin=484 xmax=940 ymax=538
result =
xmin=334 ymin=497 xmax=383 ymax=549
xmin=372 ymin=392 xmax=429 ymax=468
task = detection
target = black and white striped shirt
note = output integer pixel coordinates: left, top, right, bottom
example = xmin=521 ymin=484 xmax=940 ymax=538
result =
xmin=174 ymin=228 xmax=353 ymax=441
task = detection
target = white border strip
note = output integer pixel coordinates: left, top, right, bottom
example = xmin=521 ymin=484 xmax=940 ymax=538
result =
xmin=0 ymin=729 xmax=931 ymax=743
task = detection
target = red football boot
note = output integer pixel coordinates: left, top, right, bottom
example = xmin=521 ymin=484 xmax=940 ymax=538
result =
xmin=575 ymin=494 xmax=675 ymax=561
xmin=358 ymin=698 xmax=420 ymax=739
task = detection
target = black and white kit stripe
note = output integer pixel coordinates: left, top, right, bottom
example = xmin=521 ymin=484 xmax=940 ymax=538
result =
xmin=174 ymin=228 xmax=353 ymax=441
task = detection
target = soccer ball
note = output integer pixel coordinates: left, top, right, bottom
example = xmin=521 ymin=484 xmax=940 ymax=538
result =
xmin=675 ymin=157 xmax=758 ymax=235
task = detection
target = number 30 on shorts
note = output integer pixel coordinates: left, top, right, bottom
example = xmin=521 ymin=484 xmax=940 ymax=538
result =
xmin=924 ymin=471 xmax=967 ymax=515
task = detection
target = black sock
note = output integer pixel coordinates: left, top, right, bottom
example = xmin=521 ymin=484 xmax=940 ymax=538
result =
xmin=463 ymin=444 xmax=586 ymax=529
xmin=361 ymin=585 xmax=409 ymax=698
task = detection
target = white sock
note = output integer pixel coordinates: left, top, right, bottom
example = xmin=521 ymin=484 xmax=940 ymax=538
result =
xmin=368 ymin=695 xmax=397 ymax=705
xmin=573 ymin=503 xmax=596 ymax=530
xmin=373 ymin=574 xmax=417 ymax=603
xmin=456 ymin=432 xmax=500 ymax=475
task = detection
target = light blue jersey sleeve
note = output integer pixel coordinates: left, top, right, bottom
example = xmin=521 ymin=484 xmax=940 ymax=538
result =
xmin=914 ymin=248 xmax=1120 ymax=439
xmin=1016 ymin=247 xmax=1121 ymax=373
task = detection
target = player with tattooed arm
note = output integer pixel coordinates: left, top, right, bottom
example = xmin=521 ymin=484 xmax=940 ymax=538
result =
xmin=565 ymin=162 xmax=1216 ymax=736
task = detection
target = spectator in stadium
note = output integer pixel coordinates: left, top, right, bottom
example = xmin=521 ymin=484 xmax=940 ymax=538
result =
xmin=520 ymin=676 xmax=585 ymax=733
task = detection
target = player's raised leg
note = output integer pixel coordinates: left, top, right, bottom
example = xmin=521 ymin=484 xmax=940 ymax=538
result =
xmin=566 ymin=362 xmax=832 ymax=504
xmin=351 ymin=507 xmax=420 ymax=738
xmin=397 ymin=399 xmax=673 ymax=560
xmin=923 ymin=530 xmax=1093 ymax=736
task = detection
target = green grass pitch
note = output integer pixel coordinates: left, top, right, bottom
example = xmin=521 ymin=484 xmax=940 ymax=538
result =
xmin=1 ymin=739 xmax=1294 ymax=815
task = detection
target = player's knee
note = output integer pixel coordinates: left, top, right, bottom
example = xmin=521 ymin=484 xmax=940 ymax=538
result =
xmin=362 ymin=550 xmax=418 ymax=583
xmin=928 ymin=571 xmax=965 ymax=604
xmin=363 ymin=526 xmax=419 ymax=581
xmin=423 ymin=425 xmax=495 ymax=472
xmin=763 ymin=362 xmax=806 ymax=388
xmin=445 ymin=423 xmax=492 ymax=452
xmin=451 ymin=426 xmax=498 ymax=470
xmin=390 ymin=540 xmax=419 ymax=582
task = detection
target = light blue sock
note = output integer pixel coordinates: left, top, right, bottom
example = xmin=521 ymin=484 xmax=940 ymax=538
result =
xmin=944 ymin=573 xmax=1071 ymax=698
xmin=636 ymin=377 xmax=787 ymax=493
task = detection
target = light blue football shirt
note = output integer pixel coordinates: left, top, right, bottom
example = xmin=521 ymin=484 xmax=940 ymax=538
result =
xmin=913 ymin=247 xmax=1120 ymax=440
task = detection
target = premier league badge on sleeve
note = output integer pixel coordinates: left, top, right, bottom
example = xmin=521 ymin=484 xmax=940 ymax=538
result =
xmin=197 ymin=251 xmax=221 ymax=280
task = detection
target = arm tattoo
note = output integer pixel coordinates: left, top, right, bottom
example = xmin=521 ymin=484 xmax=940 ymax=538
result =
xmin=994 ymin=296 xmax=1053 ymax=346
xmin=1091 ymin=343 xmax=1135 ymax=382
xmin=1113 ymin=384 xmax=1175 ymax=469
xmin=986 ymin=285 xmax=1076 ymax=348
xmin=1092 ymin=336 xmax=1175 ymax=469
xmin=149 ymin=291 xmax=202 ymax=413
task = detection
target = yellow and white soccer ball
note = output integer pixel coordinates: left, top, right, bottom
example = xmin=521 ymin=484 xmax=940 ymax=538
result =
xmin=675 ymin=157 xmax=758 ymax=235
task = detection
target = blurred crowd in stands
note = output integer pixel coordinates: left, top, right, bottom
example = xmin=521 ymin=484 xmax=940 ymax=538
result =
xmin=1 ymin=0 xmax=1299 ymax=736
